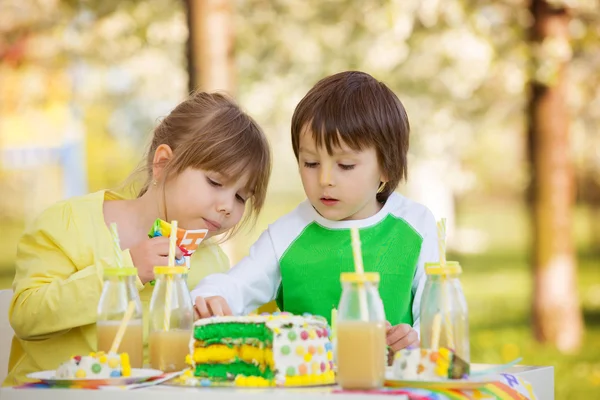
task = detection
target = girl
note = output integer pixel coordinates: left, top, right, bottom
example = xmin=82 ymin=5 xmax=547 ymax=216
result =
xmin=191 ymin=71 xmax=439 ymax=355
xmin=4 ymin=92 xmax=271 ymax=386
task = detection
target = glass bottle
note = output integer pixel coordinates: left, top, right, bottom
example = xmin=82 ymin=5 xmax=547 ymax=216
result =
xmin=97 ymin=267 xmax=143 ymax=368
xmin=419 ymin=261 xmax=470 ymax=376
xmin=336 ymin=272 xmax=386 ymax=389
xmin=148 ymin=266 xmax=194 ymax=372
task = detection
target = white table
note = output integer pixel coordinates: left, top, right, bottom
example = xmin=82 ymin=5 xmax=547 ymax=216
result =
xmin=0 ymin=364 xmax=554 ymax=400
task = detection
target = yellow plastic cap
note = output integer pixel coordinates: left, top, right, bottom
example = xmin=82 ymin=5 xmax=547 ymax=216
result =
xmin=425 ymin=261 xmax=462 ymax=275
xmin=103 ymin=267 xmax=137 ymax=277
xmin=154 ymin=266 xmax=187 ymax=275
xmin=340 ymin=272 xmax=380 ymax=283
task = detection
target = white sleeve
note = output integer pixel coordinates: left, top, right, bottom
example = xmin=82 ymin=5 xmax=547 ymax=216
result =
xmin=190 ymin=229 xmax=280 ymax=316
xmin=411 ymin=215 xmax=439 ymax=336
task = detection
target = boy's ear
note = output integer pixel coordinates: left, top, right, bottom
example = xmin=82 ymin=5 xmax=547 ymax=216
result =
xmin=152 ymin=144 xmax=174 ymax=181
xmin=379 ymin=172 xmax=389 ymax=185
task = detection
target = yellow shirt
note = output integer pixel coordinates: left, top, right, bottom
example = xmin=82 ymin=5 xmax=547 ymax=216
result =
xmin=3 ymin=190 xmax=230 ymax=386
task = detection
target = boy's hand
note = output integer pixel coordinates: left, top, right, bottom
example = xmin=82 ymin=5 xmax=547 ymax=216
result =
xmin=386 ymin=322 xmax=419 ymax=353
xmin=194 ymin=296 xmax=233 ymax=319
xmin=129 ymin=237 xmax=183 ymax=284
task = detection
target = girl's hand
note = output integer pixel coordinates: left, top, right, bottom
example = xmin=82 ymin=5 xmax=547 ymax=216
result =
xmin=194 ymin=296 xmax=233 ymax=319
xmin=129 ymin=237 xmax=183 ymax=284
xmin=386 ymin=322 xmax=419 ymax=353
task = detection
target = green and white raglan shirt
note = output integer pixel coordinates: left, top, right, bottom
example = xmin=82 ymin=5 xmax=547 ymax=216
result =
xmin=191 ymin=192 xmax=439 ymax=332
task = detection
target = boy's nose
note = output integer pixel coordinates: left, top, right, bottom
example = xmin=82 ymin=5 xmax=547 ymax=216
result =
xmin=319 ymin=166 xmax=335 ymax=187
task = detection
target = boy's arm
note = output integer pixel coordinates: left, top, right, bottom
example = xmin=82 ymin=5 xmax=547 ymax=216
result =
xmin=411 ymin=214 xmax=440 ymax=336
xmin=191 ymin=228 xmax=280 ymax=316
xmin=10 ymin=204 xmax=142 ymax=340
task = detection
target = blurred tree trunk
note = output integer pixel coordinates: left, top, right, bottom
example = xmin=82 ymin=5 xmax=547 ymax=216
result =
xmin=528 ymin=0 xmax=583 ymax=352
xmin=185 ymin=0 xmax=235 ymax=93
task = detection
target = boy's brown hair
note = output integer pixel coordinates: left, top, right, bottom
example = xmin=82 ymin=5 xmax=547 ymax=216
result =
xmin=138 ymin=91 xmax=271 ymax=230
xmin=291 ymin=71 xmax=410 ymax=203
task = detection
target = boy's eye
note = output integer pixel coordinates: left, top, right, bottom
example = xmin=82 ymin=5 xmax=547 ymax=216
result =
xmin=339 ymin=164 xmax=355 ymax=170
xmin=304 ymin=162 xmax=319 ymax=168
xmin=207 ymin=177 xmax=222 ymax=187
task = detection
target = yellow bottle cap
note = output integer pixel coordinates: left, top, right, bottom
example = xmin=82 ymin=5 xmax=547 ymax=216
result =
xmin=103 ymin=267 xmax=137 ymax=277
xmin=154 ymin=266 xmax=188 ymax=275
xmin=425 ymin=261 xmax=462 ymax=275
xmin=340 ymin=272 xmax=380 ymax=283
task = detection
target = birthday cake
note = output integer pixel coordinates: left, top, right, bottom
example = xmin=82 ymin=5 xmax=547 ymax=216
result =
xmin=56 ymin=352 xmax=131 ymax=379
xmin=392 ymin=347 xmax=469 ymax=380
xmin=185 ymin=313 xmax=336 ymax=387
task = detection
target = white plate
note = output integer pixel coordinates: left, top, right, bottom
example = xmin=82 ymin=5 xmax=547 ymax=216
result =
xmin=27 ymin=368 xmax=163 ymax=388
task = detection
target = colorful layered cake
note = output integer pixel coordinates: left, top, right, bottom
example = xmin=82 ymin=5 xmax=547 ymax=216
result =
xmin=392 ymin=347 xmax=469 ymax=380
xmin=186 ymin=313 xmax=336 ymax=387
xmin=56 ymin=352 xmax=131 ymax=379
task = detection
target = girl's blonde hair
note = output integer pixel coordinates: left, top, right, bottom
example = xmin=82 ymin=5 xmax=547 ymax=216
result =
xmin=137 ymin=91 xmax=271 ymax=233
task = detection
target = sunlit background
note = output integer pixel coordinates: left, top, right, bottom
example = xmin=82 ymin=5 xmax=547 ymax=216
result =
xmin=1 ymin=0 xmax=599 ymax=397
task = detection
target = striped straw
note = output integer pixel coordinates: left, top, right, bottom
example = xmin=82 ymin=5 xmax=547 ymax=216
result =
xmin=168 ymin=220 xmax=178 ymax=267
xmin=164 ymin=220 xmax=178 ymax=331
xmin=110 ymin=223 xmax=123 ymax=268
xmin=350 ymin=228 xmax=369 ymax=322
xmin=109 ymin=301 xmax=135 ymax=353
xmin=437 ymin=218 xmax=446 ymax=267
xmin=437 ymin=218 xmax=455 ymax=349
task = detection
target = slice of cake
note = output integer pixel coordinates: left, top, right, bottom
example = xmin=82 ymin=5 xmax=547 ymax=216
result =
xmin=56 ymin=351 xmax=131 ymax=379
xmin=392 ymin=347 xmax=469 ymax=380
xmin=187 ymin=313 xmax=336 ymax=387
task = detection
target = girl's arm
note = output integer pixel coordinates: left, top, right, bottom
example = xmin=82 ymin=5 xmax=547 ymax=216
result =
xmin=9 ymin=202 xmax=140 ymax=340
xmin=191 ymin=228 xmax=280 ymax=316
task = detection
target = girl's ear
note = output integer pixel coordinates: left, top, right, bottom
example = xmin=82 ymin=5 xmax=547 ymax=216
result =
xmin=152 ymin=144 xmax=174 ymax=182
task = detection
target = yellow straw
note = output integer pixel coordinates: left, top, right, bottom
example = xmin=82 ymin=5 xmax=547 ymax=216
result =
xmin=431 ymin=312 xmax=442 ymax=351
xmin=350 ymin=228 xmax=365 ymax=274
xmin=350 ymin=228 xmax=369 ymax=321
xmin=437 ymin=218 xmax=446 ymax=267
xmin=437 ymin=218 xmax=455 ymax=349
xmin=109 ymin=301 xmax=135 ymax=354
xmin=109 ymin=223 xmax=123 ymax=268
xmin=168 ymin=220 xmax=178 ymax=267
xmin=163 ymin=220 xmax=178 ymax=331
xmin=331 ymin=308 xmax=337 ymax=341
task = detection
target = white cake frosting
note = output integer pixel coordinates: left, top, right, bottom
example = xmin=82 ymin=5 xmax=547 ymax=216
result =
xmin=55 ymin=352 xmax=130 ymax=379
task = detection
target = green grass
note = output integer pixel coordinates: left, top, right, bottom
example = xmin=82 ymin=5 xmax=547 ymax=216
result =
xmin=457 ymin=250 xmax=600 ymax=399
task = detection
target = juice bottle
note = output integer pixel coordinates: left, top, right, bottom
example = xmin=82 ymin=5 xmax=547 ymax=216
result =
xmin=97 ymin=267 xmax=143 ymax=368
xmin=419 ymin=261 xmax=470 ymax=376
xmin=336 ymin=272 xmax=386 ymax=389
xmin=148 ymin=266 xmax=194 ymax=372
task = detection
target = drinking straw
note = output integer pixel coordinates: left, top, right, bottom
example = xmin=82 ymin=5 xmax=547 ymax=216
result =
xmin=431 ymin=312 xmax=442 ymax=351
xmin=109 ymin=301 xmax=136 ymax=354
xmin=110 ymin=223 xmax=123 ymax=268
xmin=331 ymin=308 xmax=337 ymax=341
xmin=437 ymin=218 xmax=455 ymax=349
xmin=350 ymin=227 xmax=369 ymax=322
xmin=164 ymin=220 xmax=178 ymax=331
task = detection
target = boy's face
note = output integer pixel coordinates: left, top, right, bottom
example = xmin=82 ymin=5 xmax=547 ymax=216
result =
xmin=297 ymin=129 xmax=385 ymax=221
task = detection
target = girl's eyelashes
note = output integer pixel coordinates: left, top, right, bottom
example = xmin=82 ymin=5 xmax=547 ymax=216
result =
xmin=207 ymin=177 xmax=222 ymax=187
xmin=339 ymin=164 xmax=355 ymax=170
xmin=304 ymin=162 xmax=318 ymax=168
xmin=209 ymin=176 xmax=247 ymax=204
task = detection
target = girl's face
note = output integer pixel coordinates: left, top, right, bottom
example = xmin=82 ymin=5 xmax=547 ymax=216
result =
xmin=163 ymin=168 xmax=250 ymax=238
